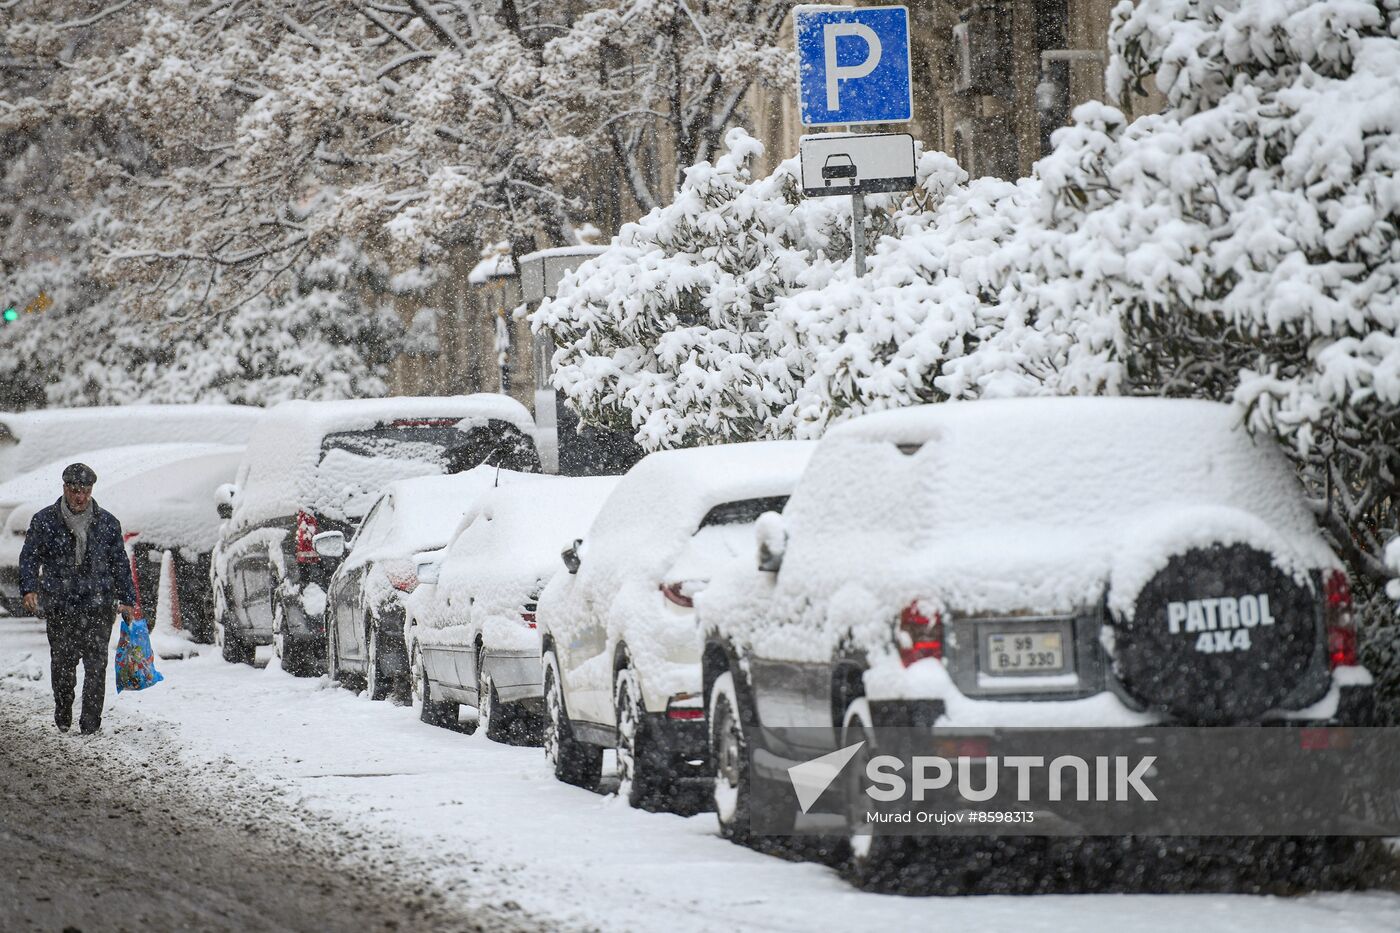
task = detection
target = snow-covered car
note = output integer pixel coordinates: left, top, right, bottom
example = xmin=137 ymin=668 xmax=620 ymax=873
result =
xmin=538 ymin=441 xmax=815 ymax=808
xmin=695 ymin=398 xmax=1374 ymax=871
xmin=211 ymin=395 xmax=538 ymax=674
xmin=96 ymin=447 xmax=245 ymax=642
xmin=321 ymin=467 xmax=541 ymax=702
xmin=0 ymin=404 xmax=260 ymax=486
xmin=0 ymin=443 xmax=242 ymax=617
xmin=408 ymin=473 xmax=619 ymax=742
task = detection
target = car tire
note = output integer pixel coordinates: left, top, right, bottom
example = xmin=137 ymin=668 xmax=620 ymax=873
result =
xmin=842 ymin=697 xmax=915 ymax=889
xmin=418 ymin=653 xmax=461 ymax=730
xmin=274 ymin=596 xmax=322 ymax=678
xmin=615 ymin=666 xmax=670 ymax=809
xmin=543 ymin=651 xmax=602 ymax=788
xmin=709 ymin=671 xmax=754 ymax=843
xmin=477 ymin=649 xmax=516 ymax=743
xmin=218 ymin=619 xmax=254 ymax=666
xmin=367 ymin=620 xmax=392 ymax=702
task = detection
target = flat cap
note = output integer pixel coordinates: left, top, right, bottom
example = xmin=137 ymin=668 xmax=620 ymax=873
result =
xmin=62 ymin=462 xmax=97 ymax=486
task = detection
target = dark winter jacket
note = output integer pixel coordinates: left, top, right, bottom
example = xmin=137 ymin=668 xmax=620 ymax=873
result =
xmin=19 ymin=498 xmax=136 ymax=616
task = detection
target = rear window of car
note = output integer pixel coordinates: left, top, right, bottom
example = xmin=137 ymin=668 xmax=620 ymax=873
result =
xmin=320 ymin=420 xmax=466 ymax=467
xmin=698 ymin=496 xmax=789 ymax=529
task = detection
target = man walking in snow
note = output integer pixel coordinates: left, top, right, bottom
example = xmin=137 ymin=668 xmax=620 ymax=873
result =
xmin=19 ymin=463 xmax=138 ymax=734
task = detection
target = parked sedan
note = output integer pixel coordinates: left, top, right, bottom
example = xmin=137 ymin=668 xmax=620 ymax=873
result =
xmin=536 ymin=440 xmax=814 ymax=809
xmin=407 ymin=474 xmax=617 ymax=741
xmin=695 ymin=398 xmax=1374 ymax=885
xmin=319 ymin=467 xmax=539 ymax=701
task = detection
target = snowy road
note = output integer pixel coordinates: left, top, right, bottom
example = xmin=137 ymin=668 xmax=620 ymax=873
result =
xmin=2 ymin=618 xmax=1399 ymax=933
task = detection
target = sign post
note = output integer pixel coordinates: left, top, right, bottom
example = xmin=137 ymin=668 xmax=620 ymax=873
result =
xmin=795 ymin=5 xmax=915 ymax=277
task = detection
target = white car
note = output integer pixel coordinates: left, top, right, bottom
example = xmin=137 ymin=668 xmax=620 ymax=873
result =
xmin=98 ymin=447 xmax=246 ymax=641
xmin=536 ymin=440 xmax=815 ymax=808
xmin=695 ymin=398 xmax=1373 ymax=881
xmin=407 ymin=474 xmax=618 ymax=741
xmin=0 ymin=443 xmax=243 ymax=618
xmin=0 ymin=404 xmax=260 ymax=486
xmin=320 ymin=467 xmax=542 ymax=702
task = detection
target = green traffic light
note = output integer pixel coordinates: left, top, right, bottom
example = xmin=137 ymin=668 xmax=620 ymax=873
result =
xmin=2 ymin=308 xmax=17 ymax=323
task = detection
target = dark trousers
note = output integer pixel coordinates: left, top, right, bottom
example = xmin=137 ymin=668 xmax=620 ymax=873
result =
xmin=46 ymin=610 xmax=114 ymax=732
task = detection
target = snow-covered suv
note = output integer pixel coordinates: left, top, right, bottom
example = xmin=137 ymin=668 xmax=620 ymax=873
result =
xmin=211 ymin=395 xmax=537 ymax=674
xmin=697 ymin=398 xmax=1373 ymax=859
xmin=537 ymin=441 xmax=814 ymax=808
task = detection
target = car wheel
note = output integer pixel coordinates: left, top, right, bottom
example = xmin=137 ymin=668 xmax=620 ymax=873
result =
xmin=543 ymin=651 xmax=602 ymax=788
xmin=273 ymin=596 xmax=320 ymax=678
xmin=842 ymin=697 xmax=916 ymax=889
xmin=218 ymin=619 xmax=253 ymax=666
xmin=477 ymin=649 xmax=514 ymax=743
xmin=709 ymin=671 xmax=753 ymax=843
xmin=418 ymin=654 xmax=462 ymax=730
xmin=366 ymin=620 xmax=392 ymax=702
xmin=615 ymin=666 xmax=670 ymax=809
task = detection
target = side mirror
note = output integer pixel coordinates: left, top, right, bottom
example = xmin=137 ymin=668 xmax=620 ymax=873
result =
xmin=313 ymin=530 xmax=346 ymax=559
xmin=415 ymin=560 xmax=441 ymax=586
xmin=214 ymin=483 xmax=238 ymax=520
xmin=755 ymin=511 xmax=786 ymax=573
xmin=562 ymin=538 xmax=583 ymax=575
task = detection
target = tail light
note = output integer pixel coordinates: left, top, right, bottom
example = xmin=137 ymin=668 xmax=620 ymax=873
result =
xmin=384 ymin=561 xmax=418 ymax=594
xmin=666 ymin=692 xmax=704 ymax=720
xmin=1325 ymin=569 xmax=1356 ymax=669
xmin=660 ymin=582 xmax=694 ymax=608
xmin=521 ymin=602 xmax=537 ymax=629
xmin=295 ymin=510 xmax=319 ymax=564
xmin=898 ymin=600 xmax=943 ymax=667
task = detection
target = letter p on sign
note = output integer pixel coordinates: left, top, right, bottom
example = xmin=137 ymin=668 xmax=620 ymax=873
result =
xmin=824 ymin=23 xmax=882 ymax=111
xmin=796 ymin=6 xmax=913 ymax=127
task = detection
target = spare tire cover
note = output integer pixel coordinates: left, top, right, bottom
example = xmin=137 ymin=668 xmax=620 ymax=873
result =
xmin=1112 ymin=544 xmax=1318 ymax=722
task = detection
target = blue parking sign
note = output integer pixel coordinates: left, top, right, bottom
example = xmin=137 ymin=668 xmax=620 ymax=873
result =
xmin=796 ymin=6 xmax=912 ymax=127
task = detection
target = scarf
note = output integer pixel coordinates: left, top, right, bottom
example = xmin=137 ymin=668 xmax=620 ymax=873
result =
xmin=60 ymin=497 xmax=96 ymax=565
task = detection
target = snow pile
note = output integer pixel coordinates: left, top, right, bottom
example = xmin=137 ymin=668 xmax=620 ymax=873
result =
xmin=538 ymin=440 xmax=814 ymax=708
xmin=0 ymin=651 xmax=43 ymax=682
xmin=228 ymin=395 xmax=535 ymax=529
xmin=700 ymin=398 xmax=1338 ymax=670
xmin=411 ymin=474 xmax=619 ymax=656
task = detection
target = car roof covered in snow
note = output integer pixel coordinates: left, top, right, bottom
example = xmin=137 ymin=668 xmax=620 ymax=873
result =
xmin=456 ymin=474 xmax=621 ymax=565
xmin=0 ymin=404 xmax=262 ymax=484
xmin=367 ymin=467 xmax=549 ymax=558
xmin=0 ymin=442 xmax=238 ymax=512
xmin=774 ymin=397 xmax=1336 ymax=619
xmin=230 ymin=395 xmax=535 ymax=528
xmin=582 ymin=440 xmax=815 ymax=580
xmin=98 ymin=447 xmax=245 ymax=553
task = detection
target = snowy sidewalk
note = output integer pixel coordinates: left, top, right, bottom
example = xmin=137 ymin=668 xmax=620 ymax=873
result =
xmin=2 ymin=618 xmax=1398 ymax=932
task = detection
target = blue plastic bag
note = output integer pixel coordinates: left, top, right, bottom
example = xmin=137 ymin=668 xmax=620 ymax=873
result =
xmin=115 ymin=616 xmax=163 ymax=692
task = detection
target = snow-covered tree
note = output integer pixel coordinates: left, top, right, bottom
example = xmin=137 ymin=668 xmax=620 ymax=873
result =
xmin=0 ymin=239 xmax=406 ymax=408
xmin=535 ymin=128 xmax=855 ymax=449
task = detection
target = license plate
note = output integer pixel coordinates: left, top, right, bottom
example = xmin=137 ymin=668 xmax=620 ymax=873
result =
xmin=983 ymin=631 xmax=1066 ymax=675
